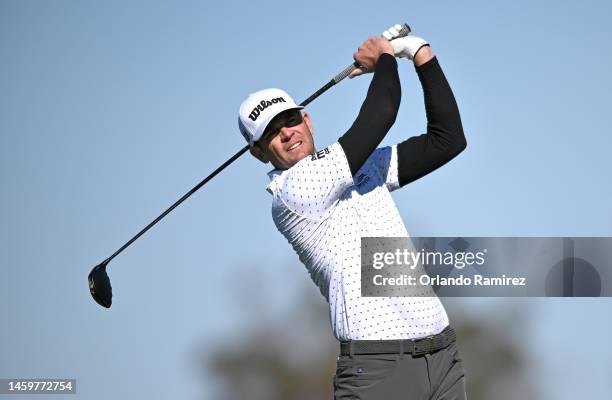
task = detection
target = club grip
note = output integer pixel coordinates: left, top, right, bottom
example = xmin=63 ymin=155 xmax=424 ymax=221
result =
xmin=396 ymin=23 xmax=411 ymax=38
xmin=305 ymin=22 xmax=413 ymax=105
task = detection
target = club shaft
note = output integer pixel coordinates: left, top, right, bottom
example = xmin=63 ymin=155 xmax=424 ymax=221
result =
xmin=101 ymin=22 xmax=411 ymax=266
xmin=104 ymin=145 xmax=250 ymax=264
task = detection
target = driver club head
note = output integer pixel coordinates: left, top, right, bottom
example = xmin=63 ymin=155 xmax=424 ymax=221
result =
xmin=88 ymin=262 xmax=112 ymax=308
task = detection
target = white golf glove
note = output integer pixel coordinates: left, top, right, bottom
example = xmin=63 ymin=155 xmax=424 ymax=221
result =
xmin=382 ymin=24 xmax=429 ymax=61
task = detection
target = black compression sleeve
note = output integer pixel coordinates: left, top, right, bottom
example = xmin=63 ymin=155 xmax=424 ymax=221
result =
xmin=338 ymin=53 xmax=401 ymax=176
xmin=397 ymin=56 xmax=466 ymax=187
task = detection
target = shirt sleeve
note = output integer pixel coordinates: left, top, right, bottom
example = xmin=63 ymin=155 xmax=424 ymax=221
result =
xmin=370 ymin=145 xmax=400 ymax=192
xmin=273 ymin=142 xmax=354 ymax=220
xmin=396 ymin=57 xmax=466 ymax=187
xmin=338 ymin=53 xmax=401 ymax=176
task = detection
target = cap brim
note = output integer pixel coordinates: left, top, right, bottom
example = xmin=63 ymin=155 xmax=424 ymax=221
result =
xmin=253 ymin=105 xmax=304 ymax=144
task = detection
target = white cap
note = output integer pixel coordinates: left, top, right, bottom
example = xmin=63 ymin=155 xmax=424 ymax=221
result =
xmin=238 ymin=88 xmax=303 ymax=146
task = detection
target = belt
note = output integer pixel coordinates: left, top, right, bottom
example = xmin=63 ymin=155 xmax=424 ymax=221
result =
xmin=340 ymin=326 xmax=456 ymax=356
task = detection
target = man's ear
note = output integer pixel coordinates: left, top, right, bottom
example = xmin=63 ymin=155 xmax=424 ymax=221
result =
xmin=303 ymin=112 xmax=314 ymax=135
xmin=249 ymin=144 xmax=269 ymax=164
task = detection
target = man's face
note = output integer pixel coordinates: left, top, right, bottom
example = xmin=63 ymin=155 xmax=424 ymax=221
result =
xmin=251 ymin=110 xmax=316 ymax=170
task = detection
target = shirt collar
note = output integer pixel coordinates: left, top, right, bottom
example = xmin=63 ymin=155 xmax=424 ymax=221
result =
xmin=266 ymin=168 xmax=284 ymax=194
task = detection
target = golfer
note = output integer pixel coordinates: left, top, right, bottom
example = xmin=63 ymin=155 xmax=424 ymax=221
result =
xmin=238 ymin=25 xmax=467 ymax=399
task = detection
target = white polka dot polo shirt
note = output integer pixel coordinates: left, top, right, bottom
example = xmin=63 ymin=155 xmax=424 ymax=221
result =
xmin=266 ymin=142 xmax=449 ymax=341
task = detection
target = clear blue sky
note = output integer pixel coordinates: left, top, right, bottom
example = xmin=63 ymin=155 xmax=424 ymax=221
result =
xmin=1 ymin=0 xmax=611 ymax=398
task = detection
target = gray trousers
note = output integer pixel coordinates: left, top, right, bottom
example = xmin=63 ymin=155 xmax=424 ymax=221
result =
xmin=333 ymin=340 xmax=466 ymax=399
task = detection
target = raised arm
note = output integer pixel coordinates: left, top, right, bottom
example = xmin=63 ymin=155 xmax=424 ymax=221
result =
xmin=338 ymin=37 xmax=401 ymax=176
xmin=394 ymin=43 xmax=467 ymax=186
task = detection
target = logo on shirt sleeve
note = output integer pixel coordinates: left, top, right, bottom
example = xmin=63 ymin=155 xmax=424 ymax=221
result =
xmin=311 ymin=147 xmax=330 ymax=161
xmin=356 ymin=173 xmax=370 ymax=187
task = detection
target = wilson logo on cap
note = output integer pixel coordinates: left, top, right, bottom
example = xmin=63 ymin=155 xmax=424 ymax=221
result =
xmin=249 ymin=97 xmax=287 ymax=121
xmin=238 ymin=88 xmax=303 ymax=146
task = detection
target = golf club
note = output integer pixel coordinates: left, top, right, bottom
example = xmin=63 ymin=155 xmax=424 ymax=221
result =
xmin=88 ymin=23 xmax=411 ymax=308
